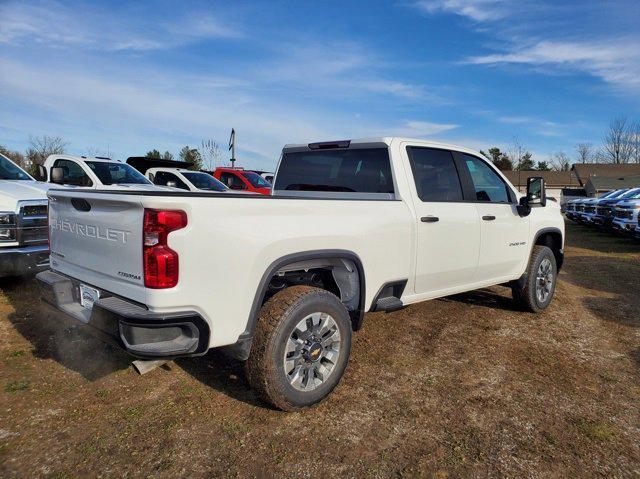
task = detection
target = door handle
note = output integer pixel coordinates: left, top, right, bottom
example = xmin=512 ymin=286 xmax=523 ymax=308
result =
xmin=482 ymin=215 xmax=496 ymax=221
xmin=421 ymin=216 xmax=439 ymax=223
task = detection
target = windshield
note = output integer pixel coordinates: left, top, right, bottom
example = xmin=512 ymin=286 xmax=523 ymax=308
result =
xmin=620 ymin=188 xmax=640 ymax=199
xmin=0 ymin=155 xmax=31 ymax=180
xmin=624 ymin=189 xmax=640 ymax=199
xmin=243 ymin=171 xmax=271 ymax=188
xmin=85 ymin=161 xmax=150 ymax=185
xmin=181 ymin=172 xmax=228 ymax=191
xmin=606 ymin=189 xmax=627 ymax=198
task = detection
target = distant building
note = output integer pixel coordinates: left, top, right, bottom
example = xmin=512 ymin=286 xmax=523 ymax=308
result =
xmin=583 ymin=174 xmax=640 ymax=197
xmin=503 ymin=163 xmax=640 ymax=205
xmin=571 ymin=163 xmax=640 ymax=185
xmin=503 ymin=170 xmax=579 ymax=205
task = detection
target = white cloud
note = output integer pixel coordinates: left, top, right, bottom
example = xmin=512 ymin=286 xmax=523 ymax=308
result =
xmin=0 ymin=56 xmax=455 ymax=169
xmin=0 ymin=0 xmax=241 ymax=51
xmin=467 ymin=39 xmax=640 ymax=92
xmin=411 ymin=0 xmax=511 ymax=21
xmin=398 ymin=120 xmax=458 ymax=136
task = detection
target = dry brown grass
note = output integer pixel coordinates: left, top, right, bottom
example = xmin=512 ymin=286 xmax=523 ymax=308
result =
xmin=0 ymin=222 xmax=639 ymax=478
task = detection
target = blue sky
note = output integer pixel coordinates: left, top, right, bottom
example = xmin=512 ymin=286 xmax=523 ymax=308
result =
xmin=1 ymin=0 xmax=639 ymax=170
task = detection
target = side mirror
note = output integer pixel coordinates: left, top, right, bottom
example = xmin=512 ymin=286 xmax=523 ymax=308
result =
xmin=50 ymin=167 xmax=64 ymax=184
xmin=527 ymin=176 xmax=546 ymax=207
xmin=166 ymin=181 xmax=177 ymax=188
xmin=33 ymin=165 xmax=47 ymax=182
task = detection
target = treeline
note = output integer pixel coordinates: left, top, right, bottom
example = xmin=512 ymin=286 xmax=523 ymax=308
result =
xmin=482 ymin=116 xmax=640 ymax=172
xmin=0 ymin=136 xmax=226 ymax=174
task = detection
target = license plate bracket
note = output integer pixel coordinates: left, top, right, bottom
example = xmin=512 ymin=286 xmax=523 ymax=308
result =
xmin=79 ymin=284 xmax=100 ymax=310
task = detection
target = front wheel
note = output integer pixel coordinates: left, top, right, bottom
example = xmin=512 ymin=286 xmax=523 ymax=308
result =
xmin=245 ymin=286 xmax=352 ymax=411
xmin=512 ymin=245 xmax=557 ymax=313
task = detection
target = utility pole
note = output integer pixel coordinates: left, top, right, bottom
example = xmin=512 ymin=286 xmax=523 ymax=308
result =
xmin=229 ymin=128 xmax=236 ymax=168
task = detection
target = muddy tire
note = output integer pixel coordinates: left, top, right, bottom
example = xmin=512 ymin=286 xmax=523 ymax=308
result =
xmin=512 ymin=245 xmax=557 ymax=313
xmin=245 ymin=285 xmax=352 ymax=411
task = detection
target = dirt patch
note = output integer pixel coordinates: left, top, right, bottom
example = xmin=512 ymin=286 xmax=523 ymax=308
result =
xmin=1 ymin=222 xmax=639 ymax=478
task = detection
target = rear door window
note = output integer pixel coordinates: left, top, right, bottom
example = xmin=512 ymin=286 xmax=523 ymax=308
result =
xmin=274 ymin=147 xmax=394 ymax=194
xmin=406 ymin=147 xmax=463 ymax=202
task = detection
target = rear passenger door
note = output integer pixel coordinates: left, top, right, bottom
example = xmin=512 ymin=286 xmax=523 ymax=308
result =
xmin=456 ymin=153 xmax=529 ymax=282
xmin=406 ymin=147 xmax=480 ymax=294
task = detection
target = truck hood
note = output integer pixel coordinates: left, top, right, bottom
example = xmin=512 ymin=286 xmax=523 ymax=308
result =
xmin=0 ymin=180 xmax=50 ymax=210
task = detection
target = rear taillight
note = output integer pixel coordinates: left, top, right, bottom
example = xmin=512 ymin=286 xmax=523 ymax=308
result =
xmin=143 ymin=209 xmax=187 ymax=289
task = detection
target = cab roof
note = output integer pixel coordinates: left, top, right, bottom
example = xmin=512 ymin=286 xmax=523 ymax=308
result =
xmin=46 ymin=154 xmax=119 ymax=163
xmin=282 ymin=137 xmax=484 ymax=157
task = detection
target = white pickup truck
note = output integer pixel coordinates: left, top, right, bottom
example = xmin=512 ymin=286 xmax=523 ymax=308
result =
xmin=35 ymin=155 xmax=156 ymax=189
xmin=0 ymin=153 xmax=50 ymax=277
xmin=145 ymin=167 xmax=229 ymax=192
xmin=37 ymin=138 xmax=564 ymax=410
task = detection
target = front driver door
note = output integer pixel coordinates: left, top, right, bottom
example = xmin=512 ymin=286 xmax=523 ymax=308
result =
xmin=457 ymin=153 xmax=529 ymax=282
xmin=406 ymin=146 xmax=480 ymax=295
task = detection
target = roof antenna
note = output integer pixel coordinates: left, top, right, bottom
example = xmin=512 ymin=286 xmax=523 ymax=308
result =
xmin=229 ymin=128 xmax=236 ymax=168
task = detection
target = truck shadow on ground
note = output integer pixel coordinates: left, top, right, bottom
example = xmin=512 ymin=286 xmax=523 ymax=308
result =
xmin=2 ymin=277 xmax=267 ymax=403
xmin=176 ymin=351 xmax=265 ymax=408
xmin=441 ymin=287 xmax=521 ymax=312
xmin=2 ymin=277 xmax=130 ymax=381
xmin=562 ymin=253 xmax=639 ymax=330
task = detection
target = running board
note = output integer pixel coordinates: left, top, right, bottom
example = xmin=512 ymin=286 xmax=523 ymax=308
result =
xmin=374 ymin=296 xmax=404 ymax=312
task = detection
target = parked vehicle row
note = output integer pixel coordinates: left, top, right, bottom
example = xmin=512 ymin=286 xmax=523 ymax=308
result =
xmin=0 ymin=153 xmax=49 ymax=277
xmin=0 ymin=152 xmax=273 ymax=277
xmin=565 ymin=187 xmax=640 ymax=238
xmin=36 ymin=137 xmax=565 ymax=410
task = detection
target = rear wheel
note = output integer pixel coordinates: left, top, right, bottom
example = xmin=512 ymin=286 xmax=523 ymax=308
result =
xmin=245 ymin=286 xmax=352 ymax=411
xmin=512 ymin=245 xmax=557 ymax=313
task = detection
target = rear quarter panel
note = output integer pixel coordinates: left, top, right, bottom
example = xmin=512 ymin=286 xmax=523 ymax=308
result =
xmin=138 ymin=195 xmax=415 ymax=347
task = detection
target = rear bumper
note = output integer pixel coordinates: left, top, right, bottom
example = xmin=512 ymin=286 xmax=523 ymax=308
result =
xmin=0 ymin=244 xmax=49 ymax=278
xmin=36 ymin=270 xmax=210 ymax=358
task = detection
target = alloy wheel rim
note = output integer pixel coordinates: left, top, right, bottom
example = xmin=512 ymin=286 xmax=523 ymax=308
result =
xmin=535 ymin=258 xmax=554 ymax=303
xmin=283 ymin=312 xmax=341 ymax=392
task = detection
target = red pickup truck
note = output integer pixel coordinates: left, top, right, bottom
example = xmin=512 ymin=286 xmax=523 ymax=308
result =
xmin=213 ymin=167 xmax=271 ymax=195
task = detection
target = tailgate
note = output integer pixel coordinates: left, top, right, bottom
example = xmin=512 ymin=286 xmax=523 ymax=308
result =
xmin=48 ymin=190 xmax=146 ymax=303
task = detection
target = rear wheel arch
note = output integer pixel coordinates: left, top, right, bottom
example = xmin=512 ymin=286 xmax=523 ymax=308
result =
xmin=241 ymin=250 xmax=366 ymax=342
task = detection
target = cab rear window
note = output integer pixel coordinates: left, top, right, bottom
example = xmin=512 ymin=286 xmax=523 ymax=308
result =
xmin=274 ymin=148 xmax=394 ymax=194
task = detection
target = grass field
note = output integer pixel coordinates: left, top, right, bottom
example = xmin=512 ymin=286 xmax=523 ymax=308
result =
xmin=1 ymin=222 xmax=639 ymax=478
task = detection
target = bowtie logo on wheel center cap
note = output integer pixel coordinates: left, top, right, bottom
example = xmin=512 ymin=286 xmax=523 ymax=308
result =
xmin=307 ymin=343 xmax=322 ymax=362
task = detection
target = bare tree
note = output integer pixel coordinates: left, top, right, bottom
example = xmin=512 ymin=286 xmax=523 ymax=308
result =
xmin=575 ymin=143 xmax=593 ymax=164
xmin=0 ymin=145 xmax=26 ymax=168
xmin=506 ymin=138 xmax=535 ymax=170
xmin=506 ymin=138 xmax=524 ymax=167
xmin=629 ymin=120 xmax=640 ymax=164
xmin=84 ymin=146 xmax=109 ymax=158
xmin=201 ymin=139 xmax=223 ymax=170
xmin=602 ymin=117 xmax=632 ymax=164
xmin=26 ymin=135 xmax=68 ymax=168
xmin=551 ymin=151 xmax=571 ymax=171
